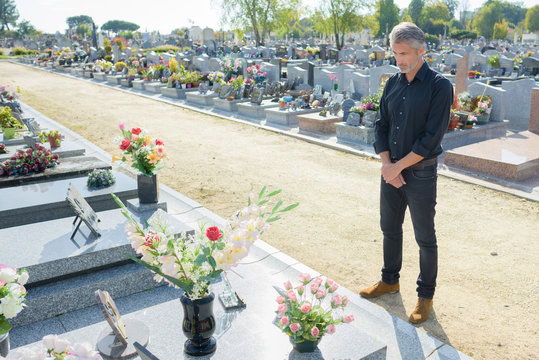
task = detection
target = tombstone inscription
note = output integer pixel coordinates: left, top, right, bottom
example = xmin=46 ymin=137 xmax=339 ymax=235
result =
xmin=66 ymin=184 xmax=100 ymax=239
xmin=250 ymin=87 xmax=264 ymax=105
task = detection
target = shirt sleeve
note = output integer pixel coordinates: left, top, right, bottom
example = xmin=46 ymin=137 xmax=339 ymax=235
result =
xmin=411 ymin=77 xmax=453 ymax=158
xmin=373 ymin=80 xmax=391 ymax=154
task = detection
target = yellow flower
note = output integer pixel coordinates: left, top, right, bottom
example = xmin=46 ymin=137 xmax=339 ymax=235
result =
xmin=144 ymin=136 xmax=152 ymax=146
xmin=112 ymin=153 xmax=120 ymax=163
xmin=147 ymin=151 xmax=160 ymax=165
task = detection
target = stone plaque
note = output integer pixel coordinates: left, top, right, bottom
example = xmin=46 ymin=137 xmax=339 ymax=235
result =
xmin=95 ymin=289 xmax=128 ymax=345
xmin=251 ymin=87 xmax=264 ymax=105
xmin=66 ymin=184 xmax=100 ymax=238
xmin=456 ymin=53 xmax=469 ymax=95
xmin=329 ymin=102 xmax=341 ymax=116
xmin=22 ymin=118 xmax=40 ymax=136
xmin=23 ymin=135 xmax=37 ymax=148
xmin=219 ymin=85 xmax=232 ymax=99
xmin=347 ymin=112 xmax=361 ymax=126
xmin=341 ymin=99 xmax=355 ymax=123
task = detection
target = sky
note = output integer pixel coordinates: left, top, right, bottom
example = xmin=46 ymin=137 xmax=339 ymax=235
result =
xmin=13 ymin=0 xmax=537 ymax=35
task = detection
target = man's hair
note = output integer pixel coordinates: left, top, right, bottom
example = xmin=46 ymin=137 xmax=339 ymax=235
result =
xmin=389 ymin=22 xmax=426 ymax=49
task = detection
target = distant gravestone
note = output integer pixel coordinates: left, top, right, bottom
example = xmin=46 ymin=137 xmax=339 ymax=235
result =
xmin=528 ymin=88 xmax=539 ymax=134
xmin=250 ymin=87 xmax=264 ymax=105
xmin=456 ymin=53 xmax=469 ymax=95
xmin=66 ymin=184 xmax=100 ymax=239
xmin=347 ymin=112 xmax=361 ymax=126
xmin=341 ymin=99 xmax=355 ymax=123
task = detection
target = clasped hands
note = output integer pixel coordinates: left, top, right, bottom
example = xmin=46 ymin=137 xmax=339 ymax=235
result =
xmin=381 ymin=162 xmax=406 ymax=188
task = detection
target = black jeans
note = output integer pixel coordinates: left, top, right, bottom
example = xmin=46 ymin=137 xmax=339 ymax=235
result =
xmin=379 ymin=163 xmax=438 ymax=299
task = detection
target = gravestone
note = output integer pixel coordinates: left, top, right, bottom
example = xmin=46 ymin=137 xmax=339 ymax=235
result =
xmin=368 ymin=65 xmax=398 ymax=95
xmin=219 ymin=85 xmax=233 ymax=99
xmin=468 ymin=82 xmax=506 ymax=122
xmin=530 ymin=88 xmax=539 ymax=134
xmin=522 ymin=57 xmax=539 ymax=76
xmin=262 ymin=62 xmax=279 ymax=83
xmin=66 ymin=184 xmax=100 ymax=239
xmin=208 ymin=58 xmax=221 ymax=71
xmin=347 ymin=112 xmax=361 ymax=126
xmin=456 ymin=53 xmax=469 ymax=94
xmin=341 ymin=99 xmax=355 ymax=123
xmin=250 ymin=87 xmax=265 ymax=105
xmin=501 ymin=79 xmax=538 ymax=131
xmin=112 ymin=44 xmax=121 ymax=62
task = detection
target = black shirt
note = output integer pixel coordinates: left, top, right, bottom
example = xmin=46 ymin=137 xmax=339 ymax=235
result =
xmin=374 ymin=61 xmax=453 ymax=160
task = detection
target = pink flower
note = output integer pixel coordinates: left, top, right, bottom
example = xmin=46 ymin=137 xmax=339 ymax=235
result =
xmin=327 ymin=324 xmax=336 ymax=334
xmin=284 ymin=280 xmax=293 ymax=290
xmin=298 ymin=273 xmax=311 ymax=284
xmin=330 ymin=283 xmax=339 ymax=293
xmin=297 ymin=285 xmax=304 ymax=295
xmin=277 ymin=303 xmax=287 ymax=314
xmin=316 ymin=289 xmax=326 ymax=299
xmin=331 ymin=295 xmax=342 ymax=307
xmin=286 ymin=289 xmax=297 ymax=302
xmin=325 ymin=279 xmax=335 ymax=288
xmin=276 ymin=295 xmax=284 ymax=304
xmin=290 ymin=323 xmax=300 ymax=333
xmin=314 ymin=277 xmax=323 ymax=286
xmin=280 ymin=316 xmax=289 ymax=326
xmin=310 ymin=283 xmax=319 ymax=294
xmin=343 ymin=314 xmax=355 ymax=323
xmin=311 ymin=326 xmax=320 ymax=337
xmin=118 ymin=123 xmax=125 ymax=130
xmin=342 ymin=295 xmax=349 ymax=306
xmin=300 ymin=303 xmax=312 ymax=313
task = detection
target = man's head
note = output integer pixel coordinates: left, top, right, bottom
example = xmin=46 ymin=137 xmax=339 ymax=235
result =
xmin=389 ymin=22 xmax=426 ymax=74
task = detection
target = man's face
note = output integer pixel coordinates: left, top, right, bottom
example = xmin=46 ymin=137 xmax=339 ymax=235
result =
xmin=392 ymin=42 xmax=424 ymax=74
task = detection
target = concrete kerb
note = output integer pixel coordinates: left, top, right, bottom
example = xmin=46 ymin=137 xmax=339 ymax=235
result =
xmin=10 ymin=60 xmax=538 ymax=202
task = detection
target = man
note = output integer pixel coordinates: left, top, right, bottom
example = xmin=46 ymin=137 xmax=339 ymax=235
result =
xmin=360 ymin=22 xmax=453 ymax=324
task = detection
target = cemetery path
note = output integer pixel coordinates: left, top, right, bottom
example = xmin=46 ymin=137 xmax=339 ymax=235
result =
xmin=2 ymin=62 xmax=538 ymax=360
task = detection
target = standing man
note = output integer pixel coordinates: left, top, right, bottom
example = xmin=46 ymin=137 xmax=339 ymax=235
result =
xmin=360 ymin=22 xmax=453 ymax=324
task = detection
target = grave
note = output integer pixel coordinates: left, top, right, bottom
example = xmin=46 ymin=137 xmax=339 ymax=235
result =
xmin=213 ymin=97 xmax=251 ymax=113
xmin=185 ymin=91 xmax=219 ymax=107
xmin=106 ymin=74 xmax=123 ymax=85
xmin=335 ymin=123 xmax=376 ymax=145
xmin=265 ymin=107 xmax=320 ymax=126
xmin=237 ymin=99 xmax=280 ymax=120
xmin=92 ymin=72 xmax=108 ymax=81
xmin=160 ymin=86 xmax=198 ymax=100
xmin=144 ymin=82 xmax=167 ymax=94
xmin=132 ymin=79 xmax=146 ymax=91
xmin=297 ymin=112 xmax=342 ymax=134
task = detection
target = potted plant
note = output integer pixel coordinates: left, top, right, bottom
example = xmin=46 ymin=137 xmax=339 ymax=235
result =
xmin=114 ymin=61 xmax=127 ymax=73
xmin=0 ymin=106 xmax=22 ymax=139
xmin=112 ymin=187 xmax=297 ymax=356
xmin=40 ymin=130 xmax=62 ymax=148
xmin=0 ymin=264 xmax=29 ymax=357
xmin=274 ymin=273 xmax=354 ymax=353
xmin=0 ymin=144 xmax=60 ymax=176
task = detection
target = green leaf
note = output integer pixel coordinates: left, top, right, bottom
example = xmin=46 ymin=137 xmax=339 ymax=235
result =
xmin=258 ymin=186 xmax=267 ymax=199
xmin=203 ymin=247 xmax=211 ymax=256
xmin=0 ymin=318 xmax=12 ymax=334
xmin=195 ymin=254 xmax=206 ymax=266
xmin=267 ymin=216 xmax=281 ymax=222
xmin=216 ymin=242 xmax=225 ymax=250
xmin=271 ymin=200 xmax=283 ymax=214
xmin=257 ymin=199 xmax=269 ymax=206
xmin=208 ymin=256 xmax=217 ymax=269
xmin=279 ymin=202 xmax=299 ymax=213
xmin=267 ymin=189 xmax=282 ymax=197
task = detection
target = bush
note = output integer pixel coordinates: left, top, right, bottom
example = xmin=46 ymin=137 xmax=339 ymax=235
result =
xmin=0 ymin=50 xmax=3 ymax=56
xmin=450 ymin=29 xmax=478 ymax=40
xmin=11 ymin=47 xmax=27 ymax=56
xmin=425 ymin=33 xmax=440 ymax=47
xmin=144 ymin=45 xmax=181 ymax=54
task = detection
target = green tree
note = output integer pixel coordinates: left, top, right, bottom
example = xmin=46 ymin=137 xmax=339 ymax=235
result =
xmin=272 ymin=0 xmax=304 ymax=39
xmin=66 ymin=15 xmax=94 ymax=29
xmin=319 ymin=0 xmax=362 ymax=50
xmin=525 ymin=5 xmax=539 ymax=32
xmin=498 ymin=1 xmax=526 ymax=27
xmin=409 ymin=0 xmax=424 ymax=24
xmin=449 ymin=29 xmax=477 ymax=40
xmin=15 ymin=19 xmax=35 ymax=38
xmin=76 ymin=23 xmax=91 ymax=38
xmin=377 ymin=0 xmax=399 ymax=38
xmin=221 ymin=0 xmax=279 ymax=46
xmin=418 ymin=1 xmax=450 ymax=27
xmin=492 ymin=18 xmax=508 ymax=39
xmin=101 ymin=20 xmax=140 ymax=34
xmin=472 ymin=1 xmax=502 ymax=38
xmin=0 ymin=0 xmax=19 ymax=31
xmin=443 ymin=0 xmax=459 ymax=18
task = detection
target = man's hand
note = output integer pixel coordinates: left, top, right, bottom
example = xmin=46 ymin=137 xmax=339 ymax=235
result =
xmin=387 ymin=173 xmax=406 ymax=188
xmin=381 ymin=162 xmax=402 ymax=183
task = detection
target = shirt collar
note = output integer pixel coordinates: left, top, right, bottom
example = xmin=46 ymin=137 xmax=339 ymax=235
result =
xmin=399 ymin=61 xmax=429 ymax=83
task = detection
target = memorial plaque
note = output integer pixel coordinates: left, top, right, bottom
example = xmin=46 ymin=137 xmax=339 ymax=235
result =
xmin=250 ymin=87 xmax=264 ymax=105
xmin=329 ymin=102 xmax=341 ymax=116
xmin=347 ymin=112 xmax=361 ymax=126
xmin=219 ymin=85 xmax=231 ymax=99
xmin=23 ymin=135 xmax=37 ymax=149
xmin=341 ymin=99 xmax=355 ymax=123
xmin=313 ymin=85 xmax=322 ymax=96
xmin=22 ymin=118 xmax=40 ymax=136
xmin=95 ymin=289 xmax=128 ymax=345
xmin=66 ymin=183 xmax=100 ymax=238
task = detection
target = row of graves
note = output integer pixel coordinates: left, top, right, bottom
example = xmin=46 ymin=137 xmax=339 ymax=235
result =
xmin=16 ymin=38 xmax=539 ymax=183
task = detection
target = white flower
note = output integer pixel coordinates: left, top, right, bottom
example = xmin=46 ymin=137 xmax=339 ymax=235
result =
xmin=65 ymin=342 xmax=100 ymax=360
xmin=18 ymin=270 xmax=29 ymax=285
xmin=54 ymin=337 xmax=70 ymax=353
xmin=0 ymin=295 xmax=25 ymax=319
xmin=42 ymin=334 xmax=58 ymax=350
xmin=0 ymin=266 xmax=18 ymax=283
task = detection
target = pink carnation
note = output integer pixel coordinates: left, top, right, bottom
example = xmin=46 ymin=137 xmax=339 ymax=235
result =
xmin=343 ymin=315 xmax=355 ymax=323
xmin=316 ymin=289 xmax=326 ymax=299
xmin=331 ymin=295 xmax=342 ymax=307
xmin=290 ymin=323 xmax=300 ymax=333
xmin=310 ymin=283 xmax=319 ymax=294
xmin=327 ymin=324 xmax=336 ymax=334
xmin=342 ymin=295 xmax=349 ymax=306
xmin=298 ymin=273 xmax=311 ymax=284
xmin=325 ymin=279 xmax=335 ymax=288
xmin=284 ymin=280 xmax=293 ymax=290
xmin=277 ymin=303 xmax=287 ymax=314
xmin=311 ymin=326 xmax=320 ymax=337
xmin=297 ymin=285 xmax=304 ymax=295
xmin=330 ymin=283 xmax=339 ymax=293
xmin=280 ymin=316 xmax=289 ymax=326
xmin=276 ymin=295 xmax=284 ymax=304
xmin=314 ymin=277 xmax=323 ymax=285
xmin=300 ymin=303 xmax=312 ymax=313
xmin=286 ymin=289 xmax=297 ymax=302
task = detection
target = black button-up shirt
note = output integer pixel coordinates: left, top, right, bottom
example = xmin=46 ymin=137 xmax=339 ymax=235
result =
xmin=374 ymin=62 xmax=453 ymax=160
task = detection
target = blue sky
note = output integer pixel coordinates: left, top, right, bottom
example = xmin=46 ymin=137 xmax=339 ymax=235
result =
xmin=13 ymin=0 xmax=536 ymax=35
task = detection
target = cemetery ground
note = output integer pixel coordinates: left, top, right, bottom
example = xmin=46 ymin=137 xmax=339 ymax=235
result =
xmin=1 ymin=61 xmax=538 ymax=360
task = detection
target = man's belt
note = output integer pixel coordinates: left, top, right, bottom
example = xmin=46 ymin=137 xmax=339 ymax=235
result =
xmin=391 ymin=157 xmax=438 ymax=169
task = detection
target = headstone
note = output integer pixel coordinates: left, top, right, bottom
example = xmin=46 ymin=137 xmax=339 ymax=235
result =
xmin=95 ymin=289 xmax=128 ymax=345
xmin=502 ymin=79 xmax=538 ymax=131
xmin=22 ymin=136 xmax=37 ymax=149
xmin=368 ymin=65 xmax=398 ymax=95
xmin=250 ymin=87 xmax=264 ymax=105
xmin=522 ymin=57 xmax=539 ymax=76
xmin=65 ymin=184 xmax=100 ymax=238
xmin=341 ymin=99 xmax=355 ymax=123
xmin=347 ymin=112 xmax=361 ymax=126
xmin=112 ymin=44 xmax=121 ymax=62
xmin=456 ymin=53 xmax=469 ymax=94
xmin=530 ymin=88 xmax=539 ymax=134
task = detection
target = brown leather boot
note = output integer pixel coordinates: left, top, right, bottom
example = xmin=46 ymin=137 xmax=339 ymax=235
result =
xmin=359 ymin=281 xmax=399 ymax=298
xmin=409 ymin=298 xmax=433 ymax=324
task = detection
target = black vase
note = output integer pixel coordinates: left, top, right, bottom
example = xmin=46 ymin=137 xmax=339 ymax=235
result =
xmin=180 ymin=293 xmax=217 ymax=356
xmin=137 ymin=174 xmax=159 ymax=204
xmin=0 ymin=332 xmax=9 ymax=358
xmin=289 ymin=336 xmax=321 ymax=353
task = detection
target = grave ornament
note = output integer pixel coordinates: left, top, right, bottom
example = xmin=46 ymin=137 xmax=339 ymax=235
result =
xmin=329 ymin=102 xmax=341 ymax=116
xmin=347 ymin=112 xmax=361 ymax=126
xmin=250 ymin=87 xmax=264 ymax=105
xmin=66 ymin=184 xmax=100 ymax=239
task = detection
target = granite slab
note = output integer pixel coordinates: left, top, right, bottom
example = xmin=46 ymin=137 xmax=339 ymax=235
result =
xmin=185 ymin=92 xmax=218 ymax=106
xmin=92 ymin=73 xmax=107 ymax=81
xmin=144 ymin=82 xmax=166 ymax=93
xmin=265 ymin=108 xmax=320 ymax=126
xmin=298 ymin=112 xmax=342 ymax=134
xmin=335 ymin=123 xmax=376 ymax=145
xmin=0 ymin=156 xmax=111 ymax=188
xmin=106 ymin=75 xmax=123 ymax=85
xmin=237 ymin=100 xmax=279 ymax=120
xmin=0 ymin=172 xmax=137 ymax=228
xmin=213 ymin=97 xmax=251 ymax=113
xmin=132 ymin=80 xmax=146 ymax=90
xmin=441 ymin=121 xmax=508 ymax=150
xmin=160 ymin=87 xmax=198 ymax=99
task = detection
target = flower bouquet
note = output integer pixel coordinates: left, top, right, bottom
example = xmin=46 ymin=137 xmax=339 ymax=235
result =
xmin=87 ymin=169 xmax=115 ymax=188
xmin=275 ymin=273 xmax=354 ymax=353
xmin=220 ymin=57 xmax=242 ymax=77
xmin=6 ymin=334 xmax=101 ymax=360
xmin=0 ymin=144 xmax=60 ymax=176
xmin=330 ymin=74 xmax=338 ymax=91
xmin=0 ymin=265 xmax=28 ymax=335
xmin=245 ymin=64 xmax=267 ymax=84
xmin=114 ymin=125 xmax=167 ymax=177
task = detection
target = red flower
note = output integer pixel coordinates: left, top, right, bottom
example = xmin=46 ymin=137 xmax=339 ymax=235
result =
xmin=131 ymin=128 xmax=142 ymax=135
xmin=155 ymin=139 xmax=164 ymax=146
xmin=206 ymin=226 xmax=222 ymax=241
xmin=120 ymin=139 xmax=131 ymax=150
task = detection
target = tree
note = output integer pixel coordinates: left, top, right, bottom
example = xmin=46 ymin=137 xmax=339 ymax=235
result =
xmin=525 ymin=5 xmax=539 ymax=32
xmin=221 ymin=0 xmax=279 ymax=46
xmin=409 ymin=0 xmax=424 ymax=24
xmin=101 ymin=20 xmax=140 ymax=34
xmin=443 ymin=0 xmax=459 ymax=18
xmin=16 ymin=19 xmax=35 ymax=38
xmin=0 ymin=0 xmax=19 ymax=31
xmin=498 ymin=1 xmax=526 ymax=27
xmin=66 ymin=15 xmax=94 ymax=29
xmin=272 ymin=0 xmax=304 ymax=39
xmin=492 ymin=18 xmax=508 ymax=39
xmin=449 ymin=29 xmax=477 ymax=40
xmin=377 ymin=0 xmax=399 ymax=38
xmin=472 ymin=1 xmax=502 ymax=38
xmin=76 ymin=23 xmax=91 ymax=38
xmin=318 ymin=0 xmax=362 ymax=50
xmin=418 ymin=1 xmax=450 ymax=28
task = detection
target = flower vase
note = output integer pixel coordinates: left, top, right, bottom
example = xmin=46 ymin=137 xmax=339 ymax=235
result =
xmin=48 ymin=135 xmax=61 ymax=148
xmin=289 ymin=337 xmax=321 ymax=353
xmin=2 ymin=127 xmax=15 ymax=139
xmin=0 ymin=332 xmax=9 ymax=358
xmin=475 ymin=113 xmax=490 ymax=124
xmin=137 ymin=174 xmax=159 ymax=204
xmin=333 ymin=83 xmax=338 ymax=91
xmin=181 ymin=293 xmax=217 ymax=356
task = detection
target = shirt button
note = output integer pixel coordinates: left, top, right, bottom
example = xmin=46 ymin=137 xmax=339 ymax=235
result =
xmin=393 ymin=141 xmax=397 ymax=144
xmin=397 ymin=126 xmax=399 ymax=129
xmin=399 ymin=112 xmax=402 ymax=115
xmin=403 ymin=97 xmax=405 ymax=100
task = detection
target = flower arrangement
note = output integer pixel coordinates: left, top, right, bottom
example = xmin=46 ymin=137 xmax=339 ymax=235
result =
xmin=95 ymin=59 xmax=112 ymax=73
xmin=305 ymin=46 xmax=320 ymax=57
xmin=359 ymin=93 xmax=381 ymax=112
xmin=87 ymin=169 xmax=116 ymax=188
xmin=208 ymin=71 xmax=225 ymax=85
xmin=112 ymin=36 xmax=127 ymax=50
xmin=245 ymin=64 xmax=267 ymax=84
xmin=0 ymin=144 xmax=7 ymax=154
xmin=0 ymin=106 xmax=22 ymax=129
xmin=0 ymin=264 xmax=28 ymax=335
xmin=487 ymin=54 xmax=500 ymax=68
xmin=0 ymin=84 xmax=20 ymax=102
xmin=39 ymin=130 xmax=61 ymax=146
xmin=369 ymin=53 xmax=375 ymax=61
xmin=227 ymin=75 xmax=244 ymax=90
xmin=114 ymin=61 xmax=127 ymax=72
xmin=468 ymin=70 xmax=482 ymax=79
xmin=7 ymin=334 xmax=102 ymax=359
xmin=275 ymin=273 xmax=354 ymax=344
xmin=168 ymin=57 xmax=179 ymax=73
xmin=329 ymin=74 xmax=338 ymax=90
xmin=114 ymin=124 xmax=167 ymax=177
xmin=220 ymin=57 xmax=242 ymax=76
xmin=113 ymin=186 xmax=298 ymax=300
xmin=0 ymin=144 xmax=60 ymax=176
